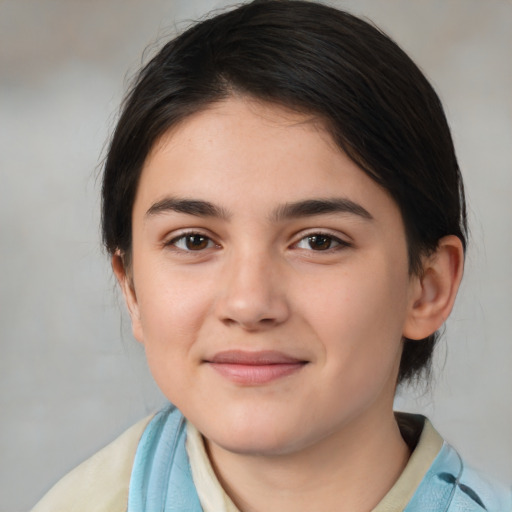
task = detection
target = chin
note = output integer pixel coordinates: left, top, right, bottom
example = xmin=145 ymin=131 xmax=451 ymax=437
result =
xmin=210 ymin=431 xmax=296 ymax=457
xmin=201 ymin=414 xmax=315 ymax=457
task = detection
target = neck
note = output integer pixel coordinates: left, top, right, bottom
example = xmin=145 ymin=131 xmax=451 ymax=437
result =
xmin=205 ymin=407 xmax=410 ymax=512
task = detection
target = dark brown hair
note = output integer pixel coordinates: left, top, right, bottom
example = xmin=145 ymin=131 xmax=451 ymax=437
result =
xmin=102 ymin=0 xmax=467 ymax=384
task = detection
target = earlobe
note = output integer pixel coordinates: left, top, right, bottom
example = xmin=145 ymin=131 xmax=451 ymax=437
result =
xmin=403 ymin=235 xmax=464 ymax=340
xmin=112 ymin=252 xmax=144 ymax=343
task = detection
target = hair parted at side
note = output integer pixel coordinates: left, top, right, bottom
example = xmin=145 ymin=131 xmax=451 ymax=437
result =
xmin=101 ymin=0 xmax=467 ymax=385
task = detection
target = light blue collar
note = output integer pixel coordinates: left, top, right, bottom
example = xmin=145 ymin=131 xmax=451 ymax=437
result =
xmin=128 ymin=404 xmax=510 ymax=512
xmin=128 ymin=404 xmax=203 ymax=511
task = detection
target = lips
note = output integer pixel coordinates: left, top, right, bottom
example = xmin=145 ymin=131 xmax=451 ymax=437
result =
xmin=205 ymin=350 xmax=307 ymax=385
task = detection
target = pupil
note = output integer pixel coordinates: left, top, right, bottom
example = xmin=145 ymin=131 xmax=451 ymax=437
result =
xmin=309 ymin=235 xmax=330 ymax=250
xmin=187 ymin=235 xmax=207 ymax=250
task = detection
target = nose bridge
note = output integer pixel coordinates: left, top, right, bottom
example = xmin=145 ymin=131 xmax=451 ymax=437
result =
xmin=216 ymin=244 xmax=289 ymax=329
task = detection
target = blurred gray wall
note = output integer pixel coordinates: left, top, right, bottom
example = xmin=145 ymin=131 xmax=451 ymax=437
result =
xmin=1 ymin=1 xmax=511 ymax=510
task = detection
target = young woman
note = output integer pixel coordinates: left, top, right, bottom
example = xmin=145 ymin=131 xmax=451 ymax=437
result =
xmin=31 ymin=1 xmax=511 ymax=510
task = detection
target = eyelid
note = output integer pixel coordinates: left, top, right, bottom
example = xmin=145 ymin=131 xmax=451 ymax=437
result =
xmin=291 ymin=230 xmax=353 ymax=251
xmin=164 ymin=230 xmax=220 ymax=252
xmin=162 ymin=228 xmax=351 ymax=252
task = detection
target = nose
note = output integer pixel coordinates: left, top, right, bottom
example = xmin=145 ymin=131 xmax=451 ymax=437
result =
xmin=215 ymin=250 xmax=290 ymax=331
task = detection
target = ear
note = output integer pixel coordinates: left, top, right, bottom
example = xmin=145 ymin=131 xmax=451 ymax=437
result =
xmin=112 ymin=252 xmax=144 ymax=343
xmin=403 ymin=235 xmax=464 ymax=340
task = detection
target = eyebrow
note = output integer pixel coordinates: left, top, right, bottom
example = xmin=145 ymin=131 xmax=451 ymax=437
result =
xmin=271 ymin=198 xmax=373 ymax=222
xmin=146 ymin=197 xmax=230 ymax=220
xmin=145 ymin=196 xmax=373 ymax=222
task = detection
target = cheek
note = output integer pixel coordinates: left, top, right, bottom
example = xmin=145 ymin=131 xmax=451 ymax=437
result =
xmin=135 ymin=260 xmax=212 ymax=336
xmin=137 ymin=275 xmax=212 ymax=403
xmin=299 ymin=259 xmax=409 ymax=373
xmin=132 ymin=263 xmax=216 ymax=399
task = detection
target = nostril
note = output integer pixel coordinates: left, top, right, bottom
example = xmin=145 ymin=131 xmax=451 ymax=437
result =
xmin=221 ymin=314 xmax=282 ymax=331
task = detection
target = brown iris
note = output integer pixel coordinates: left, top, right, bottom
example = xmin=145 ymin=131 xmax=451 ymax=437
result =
xmin=307 ymin=234 xmax=333 ymax=250
xmin=185 ymin=234 xmax=209 ymax=250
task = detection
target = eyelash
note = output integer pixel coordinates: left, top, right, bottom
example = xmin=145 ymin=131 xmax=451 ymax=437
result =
xmin=165 ymin=230 xmax=351 ymax=253
xmin=166 ymin=231 xmax=218 ymax=252
xmin=293 ymin=232 xmax=351 ymax=252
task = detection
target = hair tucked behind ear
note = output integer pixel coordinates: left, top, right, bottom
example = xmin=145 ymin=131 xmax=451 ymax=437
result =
xmin=102 ymin=0 xmax=467 ymax=385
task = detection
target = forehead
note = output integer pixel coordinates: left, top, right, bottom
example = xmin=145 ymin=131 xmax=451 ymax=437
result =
xmin=146 ymin=97 xmax=334 ymax=174
xmin=135 ymin=97 xmax=399 ymax=225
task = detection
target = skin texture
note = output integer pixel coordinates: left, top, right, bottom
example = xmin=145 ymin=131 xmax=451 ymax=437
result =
xmin=114 ymin=97 xmax=464 ymax=511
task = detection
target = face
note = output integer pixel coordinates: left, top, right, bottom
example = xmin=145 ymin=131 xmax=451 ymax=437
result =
xmin=121 ymin=97 xmax=421 ymax=456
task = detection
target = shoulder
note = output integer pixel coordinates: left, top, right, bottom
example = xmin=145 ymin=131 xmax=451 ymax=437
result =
xmin=409 ymin=440 xmax=512 ymax=512
xmin=455 ymin=459 xmax=512 ymax=512
xmin=30 ymin=414 xmax=154 ymax=512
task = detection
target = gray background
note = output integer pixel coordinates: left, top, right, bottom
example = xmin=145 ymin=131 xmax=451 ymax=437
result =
xmin=1 ymin=1 xmax=511 ymax=510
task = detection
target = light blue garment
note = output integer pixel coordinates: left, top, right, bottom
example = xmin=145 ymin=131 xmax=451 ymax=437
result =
xmin=128 ymin=404 xmax=511 ymax=512
xmin=405 ymin=440 xmax=511 ymax=511
xmin=128 ymin=406 xmax=202 ymax=512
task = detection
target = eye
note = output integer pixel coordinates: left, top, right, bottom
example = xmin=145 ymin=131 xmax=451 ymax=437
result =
xmin=168 ymin=233 xmax=216 ymax=251
xmin=295 ymin=233 xmax=347 ymax=251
